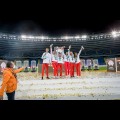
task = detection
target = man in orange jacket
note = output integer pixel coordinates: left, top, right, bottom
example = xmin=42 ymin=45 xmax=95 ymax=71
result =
xmin=0 ymin=61 xmax=24 ymax=100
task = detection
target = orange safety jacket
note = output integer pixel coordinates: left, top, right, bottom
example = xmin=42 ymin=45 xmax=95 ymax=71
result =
xmin=0 ymin=68 xmax=24 ymax=96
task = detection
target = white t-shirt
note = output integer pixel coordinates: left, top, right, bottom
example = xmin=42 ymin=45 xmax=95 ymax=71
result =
xmin=75 ymin=56 xmax=81 ymax=63
xmin=51 ymin=54 xmax=58 ymax=62
xmin=75 ymin=49 xmax=82 ymax=63
xmin=69 ymin=55 xmax=75 ymax=63
xmin=41 ymin=52 xmax=51 ymax=63
xmin=57 ymin=57 xmax=64 ymax=63
xmin=63 ymin=54 xmax=69 ymax=62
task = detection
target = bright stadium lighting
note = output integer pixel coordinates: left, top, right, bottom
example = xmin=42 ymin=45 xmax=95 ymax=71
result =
xmin=41 ymin=36 xmax=45 ymax=40
xmin=81 ymin=35 xmax=87 ymax=39
xmin=21 ymin=35 xmax=27 ymax=38
xmin=28 ymin=36 xmax=34 ymax=39
xmin=111 ymin=31 xmax=119 ymax=38
xmin=36 ymin=36 xmax=41 ymax=39
xmin=112 ymin=31 xmax=117 ymax=35
xmin=62 ymin=36 xmax=74 ymax=39
xmin=75 ymin=36 xmax=80 ymax=39
xmin=64 ymin=36 xmax=69 ymax=39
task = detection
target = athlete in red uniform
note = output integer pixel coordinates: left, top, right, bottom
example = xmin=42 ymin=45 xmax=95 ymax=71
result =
xmin=74 ymin=46 xmax=84 ymax=77
xmin=41 ymin=48 xmax=51 ymax=80
xmin=50 ymin=44 xmax=58 ymax=78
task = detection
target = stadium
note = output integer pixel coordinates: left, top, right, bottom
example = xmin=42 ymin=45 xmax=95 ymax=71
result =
xmin=0 ymin=30 xmax=120 ymax=100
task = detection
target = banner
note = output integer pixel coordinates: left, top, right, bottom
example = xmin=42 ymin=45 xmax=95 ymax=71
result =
xmin=106 ymin=58 xmax=116 ymax=72
xmin=93 ymin=59 xmax=99 ymax=70
xmin=117 ymin=58 xmax=120 ymax=72
xmin=16 ymin=60 xmax=22 ymax=68
xmin=0 ymin=60 xmax=8 ymax=74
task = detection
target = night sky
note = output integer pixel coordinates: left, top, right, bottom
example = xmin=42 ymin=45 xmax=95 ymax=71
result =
xmin=0 ymin=6 xmax=119 ymax=36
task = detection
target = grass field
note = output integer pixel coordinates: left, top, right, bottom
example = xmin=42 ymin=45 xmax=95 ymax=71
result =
xmin=99 ymin=66 xmax=107 ymax=70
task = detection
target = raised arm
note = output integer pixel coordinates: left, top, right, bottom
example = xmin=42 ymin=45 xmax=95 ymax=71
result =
xmin=69 ymin=45 xmax=71 ymax=50
xmin=56 ymin=46 xmax=59 ymax=57
xmin=50 ymin=44 xmax=53 ymax=61
xmin=78 ymin=46 xmax=84 ymax=56
xmin=50 ymin=44 xmax=53 ymax=55
xmin=61 ymin=46 xmax=65 ymax=57
xmin=49 ymin=53 xmax=52 ymax=64
xmin=14 ymin=67 xmax=24 ymax=74
xmin=68 ymin=45 xmax=71 ymax=57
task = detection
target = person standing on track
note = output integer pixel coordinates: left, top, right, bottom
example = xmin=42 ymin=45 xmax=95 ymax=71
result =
xmin=63 ymin=52 xmax=70 ymax=77
xmin=50 ymin=44 xmax=58 ymax=79
xmin=0 ymin=61 xmax=24 ymax=100
xmin=74 ymin=46 xmax=84 ymax=77
xmin=56 ymin=46 xmax=65 ymax=78
xmin=68 ymin=45 xmax=75 ymax=78
xmin=41 ymin=48 xmax=51 ymax=80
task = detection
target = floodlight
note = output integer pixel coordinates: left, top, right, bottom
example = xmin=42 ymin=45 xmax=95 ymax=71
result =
xmin=75 ymin=36 xmax=80 ymax=39
xmin=81 ymin=35 xmax=87 ymax=39
xmin=21 ymin=35 xmax=27 ymax=38
xmin=111 ymin=31 xmax=118 ymax=38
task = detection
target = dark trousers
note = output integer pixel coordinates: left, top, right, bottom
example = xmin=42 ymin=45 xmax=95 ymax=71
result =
xmin=6 ymin=91 xmax=15 ymax=100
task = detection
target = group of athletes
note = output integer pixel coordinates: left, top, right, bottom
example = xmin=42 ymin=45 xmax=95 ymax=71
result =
xmin=41 ymin=44 xmax=84 ymax=80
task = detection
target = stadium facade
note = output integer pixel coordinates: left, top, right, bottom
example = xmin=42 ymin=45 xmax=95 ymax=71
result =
xmin=0 ymin=31 xmax=120 ymax=66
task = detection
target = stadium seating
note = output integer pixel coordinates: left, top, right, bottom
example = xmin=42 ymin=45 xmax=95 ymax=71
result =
xmin=0 ymin=33 xmax=120 ymax=65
